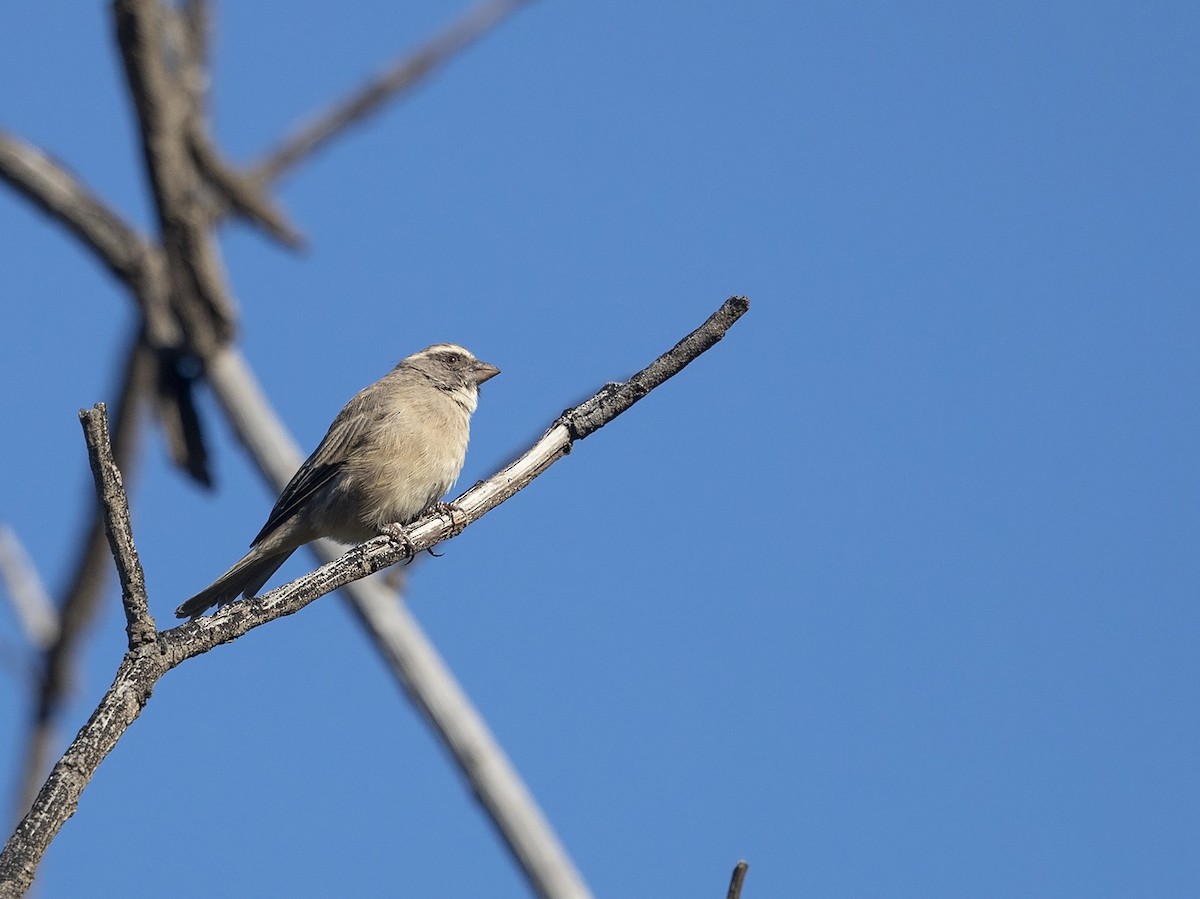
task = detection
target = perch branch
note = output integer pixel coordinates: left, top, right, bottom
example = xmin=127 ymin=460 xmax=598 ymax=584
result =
xmin=206 ymin=345 xmax=592 ymax=899
xmin=0 ymin=297 xmax=747 ymax=898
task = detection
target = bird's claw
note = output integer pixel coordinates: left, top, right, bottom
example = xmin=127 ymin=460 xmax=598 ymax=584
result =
xmin=382 ymin=522 xmax=416 ymax=561
xmin=431 ymin=502 xmax=468 ymax=537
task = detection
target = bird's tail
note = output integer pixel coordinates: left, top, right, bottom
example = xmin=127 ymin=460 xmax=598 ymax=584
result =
xmin=175 ymin=547 xmax=294 ymax=619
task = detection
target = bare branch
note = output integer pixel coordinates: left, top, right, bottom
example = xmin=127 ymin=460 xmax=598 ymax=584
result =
xmin=177 ymin=0 xmax=212 ymax=111
xmin=0 ymin=130 xmax=208 ymax=488
xmin=0 ymin=650 xmax=165 ymax=898
xmin=202 ymin=294 xmax=747 ymax=893
xmin=253 ymin=0 xmax=535 ymax=184
xmin=560 ymin=296 xmax=749 ymax=441
xmin=171 ymin=2 xmax=304 ymax=248
xmin=0 ymin=134 xmax=208 ymax=489
xmin=112 ymin=0 xmax=237 ymax=352
xmin=0 ymin=130 xmax=156 ymax=293
xmin=0 ymin=130 xmax=178 ymax=354
xmin=0 ymin=127 xmax=209 ymax=490
xmin=188 ymin=125 xmax=306 ymax=248
xmin=0 ymin=296 xmax=747 ymax=898
xmin=726 ymin=860 xmax=749 ymax=899
xmin=78 ymin=405 xmax=156 ymax=649
xmin=116 ymin=0 xmax=259 ymax=485
xmin=0 ymin=528 xmax=57 ymax=651
xmin=4 ymin=10 xmax=728 ymax=895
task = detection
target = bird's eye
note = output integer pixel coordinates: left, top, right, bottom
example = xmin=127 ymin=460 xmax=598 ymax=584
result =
xmin=439 ymin=351 xmax=465 ymax=367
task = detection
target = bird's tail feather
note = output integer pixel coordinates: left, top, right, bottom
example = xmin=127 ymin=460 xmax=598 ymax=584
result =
xmin=175 ymin=548 xmax=294 ymax=619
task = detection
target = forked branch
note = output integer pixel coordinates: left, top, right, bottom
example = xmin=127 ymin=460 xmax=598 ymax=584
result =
xmin=0 ymin=297 xmax=748 ymax=898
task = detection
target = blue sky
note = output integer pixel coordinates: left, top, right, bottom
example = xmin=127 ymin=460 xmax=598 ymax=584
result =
xmin=2 ymin=2 xmax=1198 ymax=896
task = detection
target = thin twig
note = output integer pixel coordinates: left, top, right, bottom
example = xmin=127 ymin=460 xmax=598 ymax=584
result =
xmin=726 ymin=860 xmax=749 ymax=899
xmin=177 ymin=2 xmax=302 ymax=252
xmin=253 ymin=0 xmax=535 ymax=184
xmin=188 ymin=124 xmax=306 ymax=248
xmin=78 ymin=405 xmax=156 ymax=649
xmin=0 ymin=297 xmax=748 ymax=898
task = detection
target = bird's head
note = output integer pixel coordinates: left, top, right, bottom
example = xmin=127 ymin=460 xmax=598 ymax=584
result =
xmin=402 ymin=344 xmax=500 ymax=392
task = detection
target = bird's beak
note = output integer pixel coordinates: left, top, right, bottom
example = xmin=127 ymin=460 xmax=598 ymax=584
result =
xmin=472 ymin=361 xmax=501 ymax=385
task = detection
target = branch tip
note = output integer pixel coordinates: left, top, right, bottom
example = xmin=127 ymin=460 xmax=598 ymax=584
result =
xmin=727 ymin=859 xmax=750 ymax=899
xmin=79 ymin=403 xmax=156 ymax=649
xmin=562 ymin=295 xmax=750 ymax=442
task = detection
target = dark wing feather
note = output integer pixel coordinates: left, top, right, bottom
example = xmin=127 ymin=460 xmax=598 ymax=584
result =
xmin=250 ymin=387 xmax=383 ymax=546
xmin=251 ymin=461 xmax=344 ymax=546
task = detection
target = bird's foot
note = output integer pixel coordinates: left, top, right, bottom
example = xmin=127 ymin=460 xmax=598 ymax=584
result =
xmin=381 ymin=522 xmax=417 ymax=562
xmin=416 ymin=502 xmax=468 ymax=558
xmin=430 ymin=502 xmax=469 ymax=538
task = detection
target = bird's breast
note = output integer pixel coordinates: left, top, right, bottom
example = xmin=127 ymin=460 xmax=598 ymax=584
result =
xmin=345 ymin=396 xmax=471 ymax=531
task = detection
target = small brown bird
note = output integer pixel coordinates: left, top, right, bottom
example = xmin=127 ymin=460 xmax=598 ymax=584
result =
xmin=176 ymin=344 xmax=499 ymax=618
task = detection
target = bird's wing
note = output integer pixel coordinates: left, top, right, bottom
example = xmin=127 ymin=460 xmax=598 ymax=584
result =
xmin=250 ymin=387 xmax=383 ymax=546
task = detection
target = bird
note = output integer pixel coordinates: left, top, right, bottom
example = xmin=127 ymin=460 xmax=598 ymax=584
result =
xmin=175 ymin=344 xmax=499 ymax=619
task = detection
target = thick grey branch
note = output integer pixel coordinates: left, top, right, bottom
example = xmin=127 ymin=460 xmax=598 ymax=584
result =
xmin=78 ymin=405 xmax=156 ymax=649
xmin=253 ymin=0 xmax=535 ymax=183
xmin=0 ymin=651 xmax=166 ymax=898
xmin=113 ymin=0 xmax=237 ymax=352
xmin=176 ymin=0 xmax=212 ymax=112
xmin=0 ymin=296 xmax=747 ymax=898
